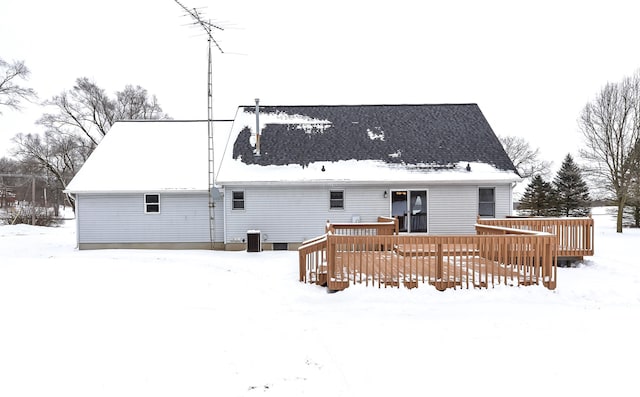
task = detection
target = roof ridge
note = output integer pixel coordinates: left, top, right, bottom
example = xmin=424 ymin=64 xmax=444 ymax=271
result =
xmin=114 ymin=119 xmax=233 ymax=123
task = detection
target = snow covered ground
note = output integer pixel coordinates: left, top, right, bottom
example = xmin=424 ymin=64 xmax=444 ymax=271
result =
xmin=0 ymin=208 xmax=638 ymax=397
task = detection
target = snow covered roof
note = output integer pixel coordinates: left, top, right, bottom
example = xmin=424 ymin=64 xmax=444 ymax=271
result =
xmin=216 ymin=104 xmax=520 ymax=184
xmin=66 ymin=104 xmax=520 ymax=193
xmin=66 ymin=120 xmax=212 ymax=193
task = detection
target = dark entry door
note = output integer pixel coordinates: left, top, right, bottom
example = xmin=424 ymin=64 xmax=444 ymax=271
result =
xmin=391 ymin=190 xmax=427 ymax=233
xmin=409 ymin=190 xmax=427 ymax=232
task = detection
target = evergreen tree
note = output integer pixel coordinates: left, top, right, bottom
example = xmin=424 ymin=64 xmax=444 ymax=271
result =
xmin=519 ymin=175 xmax=558 ymax=216
xmin=624 ymin=175 xmax=640 ymax=227
xmin=553 ymin=154 xmax=591 ymax=217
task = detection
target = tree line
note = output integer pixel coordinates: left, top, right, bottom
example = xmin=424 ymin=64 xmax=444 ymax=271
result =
xmin=518 ymin=154 xmax=591 ymax=218
xmin=0 ymin=57 xmax=168 ymax=216
xmin=501 ymin=69 xmax=640 ymax=232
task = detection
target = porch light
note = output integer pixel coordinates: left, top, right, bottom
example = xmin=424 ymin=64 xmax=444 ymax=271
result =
xmin=383 ymin=190 xmax=388 ymax=198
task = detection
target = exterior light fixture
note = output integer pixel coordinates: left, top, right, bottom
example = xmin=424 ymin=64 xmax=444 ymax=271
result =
xmin=466 ymin=163 xmax=471 ymax=172
xmin=383 ymin=190 xmax=388 ymax=198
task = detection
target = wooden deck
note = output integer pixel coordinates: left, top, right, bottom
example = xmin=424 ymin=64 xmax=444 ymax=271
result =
xmin=328 ymin=246 xmax=542 ymax=290
xmin=299 ymin=217 xmax=594 ymax=292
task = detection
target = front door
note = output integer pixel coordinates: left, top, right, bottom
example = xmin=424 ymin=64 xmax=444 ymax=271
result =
xmin=391 ymin=190 xmax=427 ymax=233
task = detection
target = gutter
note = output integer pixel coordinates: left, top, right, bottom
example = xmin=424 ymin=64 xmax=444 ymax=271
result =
xmin=215 ymin=178 xmax=522 ymax=187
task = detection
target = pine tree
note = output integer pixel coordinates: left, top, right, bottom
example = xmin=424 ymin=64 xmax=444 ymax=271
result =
xmin=624 ymin=175 xmax=640 ymax=227
xmin=519 ymin=175 xmax=557 ymax=216
xmin=553 ymin=154 xmax=591 ymax=217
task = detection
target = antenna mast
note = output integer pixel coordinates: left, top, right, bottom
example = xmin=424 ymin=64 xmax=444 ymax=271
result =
xmin=174 ymin=0 xmax=224 ymax=249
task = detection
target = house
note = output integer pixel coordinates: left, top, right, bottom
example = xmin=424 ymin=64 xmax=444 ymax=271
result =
xmin=65 ymin=103 xmax=521 ymax=250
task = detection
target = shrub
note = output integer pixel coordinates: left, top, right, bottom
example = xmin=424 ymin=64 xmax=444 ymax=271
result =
xmin=1 ymin=206 xmax=62 ymax=227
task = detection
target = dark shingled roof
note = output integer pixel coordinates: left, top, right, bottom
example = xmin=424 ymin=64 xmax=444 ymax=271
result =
xmin=232 ymin=104 xmax=517 ymax=172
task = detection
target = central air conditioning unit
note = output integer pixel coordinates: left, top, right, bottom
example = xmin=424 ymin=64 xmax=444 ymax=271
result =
xmin=247 ymin=230 xmax=261 ymax=252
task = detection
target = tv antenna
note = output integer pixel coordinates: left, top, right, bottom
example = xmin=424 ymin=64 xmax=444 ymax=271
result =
xmin=174 ymin=0 xmax=225 ymax=249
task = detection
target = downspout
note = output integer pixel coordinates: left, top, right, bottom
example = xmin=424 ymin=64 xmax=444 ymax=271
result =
xmin=74 ymin=194 xmax=80 ymax=249
xmin=510 ymin=181 xmax=517 ymax=216
xmin=223 ymin=186 xmax=227 ymax=248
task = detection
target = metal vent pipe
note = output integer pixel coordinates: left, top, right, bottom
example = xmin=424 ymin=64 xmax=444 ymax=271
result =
xmin=255 ymin=98 xmax=260 ymax=156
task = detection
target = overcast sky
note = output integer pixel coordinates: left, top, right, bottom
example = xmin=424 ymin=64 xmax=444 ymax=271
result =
xmin=2 ymin=0 xmax=640 ymax=170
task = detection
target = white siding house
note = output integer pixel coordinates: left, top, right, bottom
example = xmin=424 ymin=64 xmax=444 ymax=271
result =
xmin=66 ymin=104 xmax=521 ymax=250
xmin=65 ymin=120 xmax=225 ymax=249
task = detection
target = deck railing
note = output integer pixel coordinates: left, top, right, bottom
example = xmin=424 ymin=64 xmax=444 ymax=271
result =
xmin=315 ymin=233 xmax=557 ymax=291
xmin=299 ymin=234 xmax=328 ymax=285
xmin=326 ymin=216 xmax=399 ymax=236
xmin=300 ymin=217 xmax=559 ymax=291
xmin=299 ymin=217 xmax=597 ymax=292
xmin=476 ymin=217 xmax=594 ymax=258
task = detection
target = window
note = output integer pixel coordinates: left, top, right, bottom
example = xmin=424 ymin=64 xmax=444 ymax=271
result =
xmin=232 ymin=191 xmax=245 ymax=210
xmin=478 ymin=188 xmax=495 ymax=217
xmin=330 ymin=190 xmax=344 ymax=209
xmin=272 ymin=243 xmax=289 ymax=251
xmin=144 ymin=194 xmax=160 ymax=213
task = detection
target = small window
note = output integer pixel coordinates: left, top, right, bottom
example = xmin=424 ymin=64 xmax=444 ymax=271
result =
xmin=272 ymin=243 xmax=289 ymax=251
xmin=330 ymin=190 xmax=344 ymax=209
xmin=232 ymin=191 xmax=245 ymax=210
xmin=478 ymin=188 xmax=495 ymax=217
xmin=145 ymin=194 xmax=160 ymax=213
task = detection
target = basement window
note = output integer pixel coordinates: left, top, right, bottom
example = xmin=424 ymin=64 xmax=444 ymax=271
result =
xmin=330 ymin=190 xmax=344 ymax=210
xmin=232 ymin=191 xmax=245 ymax=210
xmin=273 ymin=243 xmax=289 ymax=251
xmin=478 ymin=188 xmax=495 ymax=217
xmin=144 ymin=194 xmax=160 ymax=213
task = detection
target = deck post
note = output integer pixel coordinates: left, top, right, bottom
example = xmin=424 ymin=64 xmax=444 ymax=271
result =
xmin=436 ymin=242 xmax=443 ymax=281
xmin=543 ymin=236 xmax=557 ymax=290
xmin=327 ymin=235 xmax=335 ymax=281
xmin=299 ymin=250 xmax=306 ymax=282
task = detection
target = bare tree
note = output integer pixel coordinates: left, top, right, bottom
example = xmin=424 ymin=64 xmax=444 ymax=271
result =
xmin=12 ymin=78 xmax=168 ymax=211
xmin=37 ymin=78 xmax=168 ymax=149
xmin=11 ymin=132 xmax=89 ymax=209
xmin=579 ymin=72 xmax=640 ymax=233
xmin=498 ymin=135 xmax=552 ymax=179
xmin=0 ymin=58 xmax=37 ymax=113
xmin=115 ymin=85 xmax=164 ymax=120
xmin=38 ymin=78 xmax=116 ymax=149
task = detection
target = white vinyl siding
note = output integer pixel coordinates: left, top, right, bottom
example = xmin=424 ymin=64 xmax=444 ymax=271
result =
xmin=494 ymin=184 xmax=512 ymax=218
xmin=419 ymin=184 xmax=512 ymax=235
xmin=76 ymin=192 xmax=216 ymax=244
xmin=428 ymin=185 xmax=478 ymax=234
xmin=224 ymin=185 xmax=388 ymax=244
xmin=223 ymin=183 xmax=514 ymax=243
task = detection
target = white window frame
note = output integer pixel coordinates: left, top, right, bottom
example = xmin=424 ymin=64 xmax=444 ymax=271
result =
xmin=329 ymin=190 xmax=345 ymax=210
xmin=478 ymin=187 xmax=496 ymax=218
xmin=144 ymin=193 xmax=160 ymax=214
xmin=232 ymin=190 xmax=245 ymax=210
